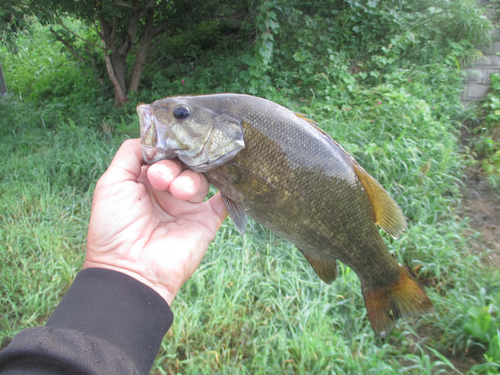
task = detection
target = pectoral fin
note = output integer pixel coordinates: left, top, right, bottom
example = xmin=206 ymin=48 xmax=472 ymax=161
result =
xmin=352 ymin=164 xmax=407 ymax=239
xmin=221 ymin=193 xmax=247 ymax=235
xmin=297 ymin=247 xmax=338 ymax=284
xmin=223 ymin=161 xmax=278 ymax=197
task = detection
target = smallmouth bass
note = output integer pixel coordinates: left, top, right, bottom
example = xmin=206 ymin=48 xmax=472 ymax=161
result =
xmin=137 ymin=93 xmax=434 ymax=337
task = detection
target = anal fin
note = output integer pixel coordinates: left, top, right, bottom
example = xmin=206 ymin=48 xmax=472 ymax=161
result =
xmin=297 ymin=247 xmax=338 ymax=284
xmin=221 ymin=193 xmax=247 ymax=236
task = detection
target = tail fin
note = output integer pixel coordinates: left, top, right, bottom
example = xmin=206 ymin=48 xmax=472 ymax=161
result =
xmin=362 ymin=265 xmax=434 ymax=338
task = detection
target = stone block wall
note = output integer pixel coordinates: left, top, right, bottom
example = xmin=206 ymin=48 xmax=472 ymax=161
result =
xmin=463 ymin=49 xmax=500 ymax=103
xmin=462 ymin=2 xmax=500 ymax=104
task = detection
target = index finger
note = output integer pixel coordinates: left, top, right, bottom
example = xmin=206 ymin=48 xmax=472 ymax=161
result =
xmin=170 ymin=169 xmax=210 ymax=203
xmin=147 ymin=159 xmax=185 ymax=191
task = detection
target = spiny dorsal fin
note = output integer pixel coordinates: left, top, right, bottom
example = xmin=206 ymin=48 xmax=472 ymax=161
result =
xmin=295 ymin=111 xmax=407 ymax=238
xmin=352 ymin=164 xmax=407 ymax=239
xmin=295 ymin=112 xmax=328 ymax=133
xmin=295 ymin=112 xmax=357 ymax=159
xmin=297 ymin=247 xmax=337 ymax=284
xmin=295 ymin=112 xmax=318 ymax=124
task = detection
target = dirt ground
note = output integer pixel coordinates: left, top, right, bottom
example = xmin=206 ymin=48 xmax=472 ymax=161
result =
xmin=447 ymin=165 xmax=500 ymax=374
xmin=462 ymin=166 xmax=500 ymax=269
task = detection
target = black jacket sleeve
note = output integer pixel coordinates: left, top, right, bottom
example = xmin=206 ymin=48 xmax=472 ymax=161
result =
xmin=0 ymin=268 xmax=174 ymax=375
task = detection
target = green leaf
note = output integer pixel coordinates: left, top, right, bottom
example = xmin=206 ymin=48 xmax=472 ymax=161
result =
xmin=465 ymin=306 xmax=493 ymax=341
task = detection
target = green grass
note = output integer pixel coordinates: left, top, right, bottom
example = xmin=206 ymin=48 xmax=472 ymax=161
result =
xmin=0 ymin=109 xmax=119 ymax=333
xmin=2 ymin=1 xmax=500 ymax=373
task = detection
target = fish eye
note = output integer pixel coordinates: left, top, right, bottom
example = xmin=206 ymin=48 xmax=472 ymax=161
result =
xmin=173 ymin=106 xmax=190 ymax=120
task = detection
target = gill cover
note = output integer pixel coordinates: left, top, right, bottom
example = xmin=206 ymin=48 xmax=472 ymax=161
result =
xmin=137 ymin=97 xmax=245 ymax=172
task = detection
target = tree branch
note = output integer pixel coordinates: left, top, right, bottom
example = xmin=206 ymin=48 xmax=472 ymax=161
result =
xmin=114 ymin=1 xmax=133 ymax=9
xmin=150 ymin=31 xmax=171 ymax=52
xmin=129 ymin=7 xmax=156 ymax=91
xmin=152 ymin=18 xmax=170 ymax=37
xmin=54 ymin=15 xmax=104 ymax=50
xmin=145 ymin=0 xmax=157 ymax=9
xmin=117 ymin=1 xmax=147 ymax=56
xmin=111 ymin=15 xmax=117 ymax=45
xmin=99 ymin=15 xmax=113 ymax=48
xmin=103 ymin=50 xmax=127 ymax=106
xmin=38 ymin=9 xmax=104 ymax=50
xmin=49 ymin=29 xmax=85 ymax=61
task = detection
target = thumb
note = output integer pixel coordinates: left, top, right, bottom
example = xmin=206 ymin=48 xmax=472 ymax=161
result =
xmin=100 ymin=139 xmax=143 ymax=187
xmin=207 ymin=192 xmax=229 ymax=229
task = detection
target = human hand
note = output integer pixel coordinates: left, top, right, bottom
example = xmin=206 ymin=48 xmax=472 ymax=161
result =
xmin=84 ymin=139 xmax=227 ymax=305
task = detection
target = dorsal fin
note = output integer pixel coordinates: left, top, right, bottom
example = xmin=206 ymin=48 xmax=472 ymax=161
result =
xmin=295 ymin=112 xmax=355 ymax=156
xmin=295 ymin=112 xmax=328 ymax=134
xmin=295 ymin=112 xmax=318 ymax=124
xmin=295 ymin=111 xmax=407 ymax=238
xmin=352 ymin=164 xmax=407 ymax=239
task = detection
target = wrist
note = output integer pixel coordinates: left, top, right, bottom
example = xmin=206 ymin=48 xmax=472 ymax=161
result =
xmin=46 ymin=267 xmax=173 ymax=374
xmin=83 ymin=260 xmax=177 ymax=305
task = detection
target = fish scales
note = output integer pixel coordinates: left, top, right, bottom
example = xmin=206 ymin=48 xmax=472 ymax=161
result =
xmin=137 ymin=93 xmax=434 ymax=337
xmin=207 ymin=114 xmax=397 ymax=286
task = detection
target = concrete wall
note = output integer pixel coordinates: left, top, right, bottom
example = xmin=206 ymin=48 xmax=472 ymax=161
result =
xmin=462 ymin=45 xmax=500 ymax=104
xmin=462 ymin=2 xmax=500 ymax=105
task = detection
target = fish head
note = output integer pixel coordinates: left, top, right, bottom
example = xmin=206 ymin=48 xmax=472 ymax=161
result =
xmin=137 ymin=96 xmax=245 ymax=172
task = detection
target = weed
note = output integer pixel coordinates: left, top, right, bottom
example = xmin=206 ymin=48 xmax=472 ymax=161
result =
xmin=473 ymin=73 xmax=500 ymax=188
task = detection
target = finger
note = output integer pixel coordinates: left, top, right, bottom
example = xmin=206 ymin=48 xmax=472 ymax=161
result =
xmin=99 ymin=139 xmax=143 ymax=186
xmin=207 ymin=192 xmax=229 ymax=225
xmin=170 ymin=170 xmax=210 ymax=202
xmin=147 ymin=159 xmax=184 ymax=191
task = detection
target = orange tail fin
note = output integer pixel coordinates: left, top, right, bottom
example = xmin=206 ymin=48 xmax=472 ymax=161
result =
xmin=362 ymin=265 xmax=434 ymax=338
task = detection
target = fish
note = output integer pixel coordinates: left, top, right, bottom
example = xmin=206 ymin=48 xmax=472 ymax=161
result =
xmin=137 ymin=93 xmax=434 ymax=337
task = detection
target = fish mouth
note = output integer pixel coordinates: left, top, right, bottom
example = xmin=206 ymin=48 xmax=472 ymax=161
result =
xmin=137 ymin=104 xmax=178 ymax=164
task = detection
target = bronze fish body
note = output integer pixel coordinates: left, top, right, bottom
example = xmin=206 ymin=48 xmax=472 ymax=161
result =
xmin=137 ymin=93 xmax=434 ymax=337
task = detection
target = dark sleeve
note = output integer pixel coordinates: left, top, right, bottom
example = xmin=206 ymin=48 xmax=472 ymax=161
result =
xmin=0 ymin=268 xmax=174 ymax=375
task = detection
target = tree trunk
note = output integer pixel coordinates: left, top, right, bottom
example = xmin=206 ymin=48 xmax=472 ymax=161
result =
xmin=97 ymin=3 xmax=166 ymax=106
xmin=0 ymin=61 xmax=6 ymax=96
xmin=104 ymin=51 xmax=127 ymax=107
xmin=99 ymin=15 xmax=131 ymax=107
xmin=129 ymin=32 xmax=153 ymax=92
xmin=109 ymin=52 xmax=128 ymax=106
xmin=129 ymin=8 xmax=156 ymax=93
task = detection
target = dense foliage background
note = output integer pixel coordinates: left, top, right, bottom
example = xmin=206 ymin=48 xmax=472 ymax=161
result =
xmin=1 ymin=0 xmax=500 ymax=373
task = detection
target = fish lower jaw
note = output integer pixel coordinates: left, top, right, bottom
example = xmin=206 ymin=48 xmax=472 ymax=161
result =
xmin=141 ymin=146 xmax=177 ymax=165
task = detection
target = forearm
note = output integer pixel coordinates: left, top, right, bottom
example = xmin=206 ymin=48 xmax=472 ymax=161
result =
xmin=0 ymin=268 xmax=173 ymax=375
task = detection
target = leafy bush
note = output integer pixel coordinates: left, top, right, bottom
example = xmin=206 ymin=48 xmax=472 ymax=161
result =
xmin=465 ymin=290 xmax=500 ymax=374
xmin=475 ymin=73 xmax=500 ymax=187
xmin=0 ymin=18 xmax=118 ymax=128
